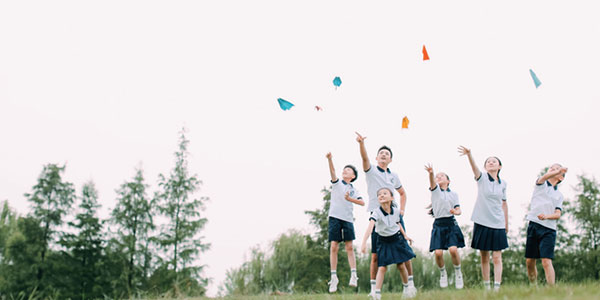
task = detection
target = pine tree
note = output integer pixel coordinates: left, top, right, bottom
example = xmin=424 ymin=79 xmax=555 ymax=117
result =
xmin=156 ymin=128 xmax=209 ymax=295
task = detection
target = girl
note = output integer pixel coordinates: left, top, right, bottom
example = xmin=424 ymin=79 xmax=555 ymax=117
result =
xmin=525 ymin=164 xmax=567 ymax=286
xmin=361 ymin=187 xmax=416 ymax=299
xmin=425 ymin=163 xmax=465 ymax=289
xmin=458 ymin=146 xmax=508 ymax=291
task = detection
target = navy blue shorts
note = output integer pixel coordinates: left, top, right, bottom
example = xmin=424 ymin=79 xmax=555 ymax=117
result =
xmin=471 ymin=223 xmax=508 ymax=251
xmin=429 ymin=217 xmax=465 ymax=252
xmin=371 ymin=214 xmax=406 ymax=254
xmin=376 ymin=232 xmax=416 ymax=267
xmin=328 ymin=217 xmax=355 ymax=242
xmin=525 ymin=221 xmax=557 ymax=259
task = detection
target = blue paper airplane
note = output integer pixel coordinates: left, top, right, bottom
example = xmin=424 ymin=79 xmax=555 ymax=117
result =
xmin=529 ymin=69 xmax=541 ymax=88
xmin=277 ymin=98 xmax=294 ymax=111
xmin=333 ymin=76 xmax=342 ymax=88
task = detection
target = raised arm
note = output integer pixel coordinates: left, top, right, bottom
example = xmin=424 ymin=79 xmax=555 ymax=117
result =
xmin=536 ymin=167 xmax=568 ymax=185
xmin=425 ymin=163 xmax=436 ymax=190
xmin=458 ymin=146 xmax=481 ymax=179
xmin=538 ymin=209 xmax=562 ymax=221
xmin=355 ymin=132 xmax=370 ymax=171
xmin=326 ymin=152 xmax=337 ymax=182
xmin=361 ymin=219 xmax=376 ymax=253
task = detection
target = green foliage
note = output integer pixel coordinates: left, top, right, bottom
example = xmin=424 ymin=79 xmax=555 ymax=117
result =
xmin=155 ymin=128 xmax=209 ymax=295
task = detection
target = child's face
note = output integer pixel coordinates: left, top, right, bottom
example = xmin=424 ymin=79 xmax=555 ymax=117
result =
xmin=342 ymin=167 xmax=356 ymax=182
xmin=377 ymin=188 xmax=393 ymax=204
xmin=376 ymin=149 xmax=392 ymax=165
xmin=548 ymin=164 xmax=565 ymax=181
xmin=435 ymin=172 xmax=449 ymax=186
xmin=484 ymin=157 xmax=501 ymax=172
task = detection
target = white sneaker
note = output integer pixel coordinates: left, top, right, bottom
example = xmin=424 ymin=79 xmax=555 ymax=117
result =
xmin=369 ymin=293 xmax=381 ymax=300
xmin=440 ymin=271 xmax=448 ymax=288
xmin=408 ymin=286 xmax=417 ymax=297
xmin=493 ymin=284 xmax=500 ymax=292
xmin=328 ymin=276 xmax=339 ymax=293
xmin=455 ymin=272 xmax=464 ymax=289
xmin=402 ymin=288 xmax=415 ymax=299
xmin=349 ymin=274 xmax=358 ymax=287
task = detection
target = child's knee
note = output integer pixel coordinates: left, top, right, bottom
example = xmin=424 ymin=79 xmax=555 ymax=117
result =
xmin=345 ymin=242 xmax=353 ymax=251
xmin=435 ymin=250 xmax=443 ymax=258
xmin=449 ymin=247 xmax=458 ymax=256
xmin=541 ymin=258 xmax=553 ymax=269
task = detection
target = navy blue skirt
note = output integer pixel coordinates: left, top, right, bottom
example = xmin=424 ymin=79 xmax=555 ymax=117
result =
xmin=429 ymin=217 xmax=465 ymax=252
xmin=471 ymin=223 xmax=508 ymax=251
xmin=376 ymin=232 xmax=416 ymax=267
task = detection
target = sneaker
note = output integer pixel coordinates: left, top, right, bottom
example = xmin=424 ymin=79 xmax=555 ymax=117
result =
xmin=493 ymin=284 xmax=500 ymax=292
xmin=440 ymin=271 xmax=448 ymax=288
xmin=349 ymin=274 xmax=358 ymax=287
xmin=408 ymin=286 xmax=418 ymax=297
xmin=328 ymin=276 xmax=339 ymax=293
xmin=369 ymin=293 xmax=381 ymax=300
xmin=402 ymin=288 xmax=415 ymax=299
xmin=455 ymin=271 xmax=464 ymax=289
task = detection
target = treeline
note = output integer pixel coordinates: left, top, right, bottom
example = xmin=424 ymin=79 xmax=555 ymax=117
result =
xmin=0 ymin=129 xmax=209 ymax=299
xmin=223 ymin=175 xmax=600 ymax=295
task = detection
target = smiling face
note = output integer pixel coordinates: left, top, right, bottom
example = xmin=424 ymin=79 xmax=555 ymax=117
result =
xmin=435 ymin=172 xmax=450 ymax=187
xmin=484 ymin=157 xmax=502 ymax=173
xmin=377 ymin=188 xmax=394 ymax=205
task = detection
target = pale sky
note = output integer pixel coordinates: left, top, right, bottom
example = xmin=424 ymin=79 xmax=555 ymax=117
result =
xmin=1 ymin=1 xmax=599 ymax=297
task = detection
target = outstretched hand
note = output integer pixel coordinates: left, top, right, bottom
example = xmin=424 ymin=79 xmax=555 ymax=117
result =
xmin=424 ymin=163 xmax=433 ymax=174
xmin=326 ymin=152 xmax=332 ymax=160
xmin=457 ymin=145 xmax=471 ymax=156
xmin=355 ymin=132 xmax=367 ymax=143
xmin=361 ymin=243 xmax=367 ymax=254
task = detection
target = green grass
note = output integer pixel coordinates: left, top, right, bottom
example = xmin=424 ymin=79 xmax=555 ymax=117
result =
xmin=190 ymin=282 xmax=600 ymax=300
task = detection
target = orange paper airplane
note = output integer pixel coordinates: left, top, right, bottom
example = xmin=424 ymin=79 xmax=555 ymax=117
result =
xmin=422 ymin=45 xmax=430 ymax=61
xmin=402 ymin=116 xmax=409 ymax=129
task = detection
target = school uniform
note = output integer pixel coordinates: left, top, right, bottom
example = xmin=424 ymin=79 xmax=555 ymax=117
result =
xmin=365 ymin=164 xmax=403 ymax=253
xmin=470 ymin=172 xmax=509 ymax=251
xmin=328 ymin=179 xmax=362 ymax=242
xmin=525 ymin=180 xmax=564 ymax=259
xmin=370 ymin=206 xmax=416 ymax=267
xmin=428 ymin=185 xmax=465 ymax=252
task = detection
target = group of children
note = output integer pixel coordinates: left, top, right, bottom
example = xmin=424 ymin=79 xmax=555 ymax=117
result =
xmin=325 ymin=133 xmax=567 ymax=299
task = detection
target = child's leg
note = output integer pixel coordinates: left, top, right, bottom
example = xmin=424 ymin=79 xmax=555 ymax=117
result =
xmin=396 ymin=263 xmax=409 ymax=284
xmin=370 ymin=254 xmax=378 ymax=280
xmin=526 ymin=258 xmax=537 ymax=283
xmin=375 ymin=266 xmax=387 ymax=289
xmin=434 ymin=250 xmax=444 ymax=268
xmin=541 ymin=258 xmax=555 ymax=285
xmin=345 ymin=242 xmax=356 ymax=269
xmin=330 ymin=241 xmax=340 ymax=272
xmin=492 ymin=251 xmax=503 ymax=284
xmin=480 ymin=250 xmax=491 ymax=282
xmin=405 ymin=259 xmax=413 ymax=276
xmin=449 ymin=246 xmax=461 ymax=266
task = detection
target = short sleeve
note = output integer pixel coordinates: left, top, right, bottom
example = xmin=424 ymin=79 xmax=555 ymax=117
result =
xmin=369 ymin=210 xmax=379 ymax=222
xmin=476 ymin=172 xmax=484 ymax=182
xmin=555 ymin=194 xmax=564 ymax=211
xmin=354 ymin=189 xmax=362 ymax=199
xmin=452 ymin=192 xmax=460 ymax=208
xmin=393 ymin=174 xmax=402 ymax=190
xmin=535 ymin=177 xmax=544 ymax=186
xmin=502 ymin=182 xmax=507 ymax=201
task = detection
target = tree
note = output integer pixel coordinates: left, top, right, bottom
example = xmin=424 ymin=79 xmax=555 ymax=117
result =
xmin=111 ymin=168 xmax=154 ymax=294
xmin=155 ymin=128 xmax=209 ymax=294
xmin=59 ymin=181 xmax=104 ymax=299
xmin=25 ymin=164 xmax=76 ymax=290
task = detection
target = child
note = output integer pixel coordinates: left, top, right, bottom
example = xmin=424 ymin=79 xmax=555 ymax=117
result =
xmin=355 ymin=132 xmax=417 ymax=296
xmin=326 ymin=152 xmax=365 ymax=292
xmin=425 ymin=163 xmax=465 ymax=289
xmin=361 ymin=187 xmax=416 ymax=300
xmin=525 ymin=164 xmax=567 ymax=286
xmin=458 ymin=146 xmax=508 ymax=291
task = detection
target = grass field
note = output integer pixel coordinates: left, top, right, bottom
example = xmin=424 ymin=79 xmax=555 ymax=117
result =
xmin=201 ymin=283 xmax=600 ymax=300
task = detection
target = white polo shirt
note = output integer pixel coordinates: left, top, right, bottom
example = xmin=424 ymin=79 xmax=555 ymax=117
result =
xmin=430 ymin=185 xmax=460 ymax=219
xmin=369 ymin=206 xmax=401 ymax=237
xmin=471 ymin=172 xmax=507 ymax=229
xmin=526 ymin=180 xmax=564 ymax=230
xmin=328 ymin=179 xmax=362 ymax=223
xmin=365 ymin=164 xmax=402 ymax=212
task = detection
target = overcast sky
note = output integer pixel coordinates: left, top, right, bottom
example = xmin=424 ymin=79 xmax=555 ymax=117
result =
xmin=1 ymin=0 xmax=599 ymax=297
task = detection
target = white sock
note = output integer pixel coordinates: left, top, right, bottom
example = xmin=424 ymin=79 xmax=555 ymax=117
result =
xmin=439 ymin=266 xmax=446 ymax=274
xmin=351 ymin=268 xmax=357 ymax=276
xmin=484 ymin=280 xmax=491 ymax=289
xmin=370 ymin=280 xmax=376 ymax=291
xmin=454 ymin=264 xmax=461 ymax=272
xmin=331 ymin=270 xmax=337 ymax=278
xmin=494 ymin=282 xmax=501 ymax=289
xmin=408 ymin=275 xmax=414 ymax=286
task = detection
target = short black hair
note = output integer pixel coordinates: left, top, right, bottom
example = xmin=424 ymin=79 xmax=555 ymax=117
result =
xmin=344 ymin=165 xmax=358 ymax=182
xmin=378 ymin=145 xmax=393 ymax=158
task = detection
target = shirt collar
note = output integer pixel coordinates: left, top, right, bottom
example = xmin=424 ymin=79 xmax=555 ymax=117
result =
xmin=488 ymin=172 xmax=502 ymax=184
xmin=342 ymin=180 xmax=353 ymax=187
xmin=379 ymin=206 xmax=393 ymax=216
xmin=546 ymin=180 xmax=558 ymax=190
xmin=377 ymin=166 xmax=391 ymax=173
xmin=440 ymin=187 xmax=451 ymax=192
